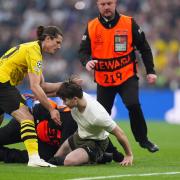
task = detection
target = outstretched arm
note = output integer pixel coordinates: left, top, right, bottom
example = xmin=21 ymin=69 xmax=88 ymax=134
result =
xmin=40 ymin=74 xmax=62 ymax=96
xmin=111 ymin=125 xmax=133 ymax=166
xmin=28 ymin=72 xmax=61 ymax=125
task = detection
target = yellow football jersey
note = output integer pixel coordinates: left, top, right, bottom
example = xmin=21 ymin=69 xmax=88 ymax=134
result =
xmin=0 ymin=41 xmax=43 ymax=86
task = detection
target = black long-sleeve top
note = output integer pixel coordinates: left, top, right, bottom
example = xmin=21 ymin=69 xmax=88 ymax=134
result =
xmin=79 ymin=11 xmax=155 ymax=74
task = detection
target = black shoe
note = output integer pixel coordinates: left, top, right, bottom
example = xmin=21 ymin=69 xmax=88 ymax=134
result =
xmin=48 ymin=156 xmax=65 ymax=166
xmin=139 ymin=140 xmax=159 ymax=153
xmin=112 ymin=151 xmax=124 ymax=162
xmin=97 ymin=153 xmax=113 ymax=164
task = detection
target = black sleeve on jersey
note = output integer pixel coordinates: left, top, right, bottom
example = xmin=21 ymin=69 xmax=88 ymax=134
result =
xmin=32 ymin=103 xmax=51 ymax=122
xmin=78 ymin=27 xmax=92 ymax=67
xmin=132 ymin=19 xmax=156 ymax=74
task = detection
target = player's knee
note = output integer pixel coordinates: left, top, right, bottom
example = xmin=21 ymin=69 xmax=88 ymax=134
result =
xmin=64 ymin=153 xmax=87 ymax=166
xmin=11 ymin=107 xmax=34 ymax=122
xmin=20 ymin=112 xmax=34 ymax=121
xmin=64 ymin=156 xmax=77 ymax=166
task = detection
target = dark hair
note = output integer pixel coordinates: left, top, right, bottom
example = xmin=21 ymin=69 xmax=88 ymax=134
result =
xmin=57 ymin=81 xmax=83 ymax=100
xmin=36 ymin=25 xmax=63 ymax=41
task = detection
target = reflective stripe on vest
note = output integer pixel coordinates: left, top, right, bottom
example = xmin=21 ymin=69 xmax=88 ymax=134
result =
xmin=88 ymin=15 xmax=136 ymax=87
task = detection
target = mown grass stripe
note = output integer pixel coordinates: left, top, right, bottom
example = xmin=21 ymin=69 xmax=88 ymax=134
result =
xmin=68 ymin=172 xmax=180 ymax=180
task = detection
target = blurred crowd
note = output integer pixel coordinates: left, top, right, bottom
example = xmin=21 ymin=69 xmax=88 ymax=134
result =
xmin=0 ymin=0 xmax=179 ymax=90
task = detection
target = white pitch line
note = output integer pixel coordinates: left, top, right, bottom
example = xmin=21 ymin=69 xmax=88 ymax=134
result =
xmin=68 ymin=172 xmax=180 ymax=180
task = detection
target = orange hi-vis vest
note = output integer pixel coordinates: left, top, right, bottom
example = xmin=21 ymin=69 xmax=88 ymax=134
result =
xmin=48 ymin=99 xmax=70 ymax=112
xmin=36 ymin=99 xmax=71 ymax=145
xmin=88 ymin=15 xmax=136 ymax=87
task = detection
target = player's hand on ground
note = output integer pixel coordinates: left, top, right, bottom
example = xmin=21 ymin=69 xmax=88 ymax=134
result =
xmin=86 ymin=60 xmax=98 ymax=71
xmin=50 ymin=109 xmax=61 ymax=125
xmin=119 ymin=155 xmax=133 ymax=166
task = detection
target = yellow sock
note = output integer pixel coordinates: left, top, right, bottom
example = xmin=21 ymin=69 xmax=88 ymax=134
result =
xmin=20 ymin=119 xmax=38 ymax=156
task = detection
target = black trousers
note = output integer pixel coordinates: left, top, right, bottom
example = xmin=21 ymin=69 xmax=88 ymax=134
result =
xmin=0 ymin=119 xmax=59 ymax=163
xmin=97 ymin=76 xmax=148 ymax=143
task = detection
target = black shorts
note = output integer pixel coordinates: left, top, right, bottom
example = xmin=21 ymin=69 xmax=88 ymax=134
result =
xmin=68 ymin=132 xmax=109 ymax=163
xmin=0 ymin=82 xmax=26 ymax=115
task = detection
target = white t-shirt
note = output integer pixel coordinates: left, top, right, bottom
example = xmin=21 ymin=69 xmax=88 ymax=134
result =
xmin=71 ymin=92 xmax=117 ymax=140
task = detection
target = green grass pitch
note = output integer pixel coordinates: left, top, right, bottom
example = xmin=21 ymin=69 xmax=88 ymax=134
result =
xmin=0 ymin=121 xmax=180 ymax=180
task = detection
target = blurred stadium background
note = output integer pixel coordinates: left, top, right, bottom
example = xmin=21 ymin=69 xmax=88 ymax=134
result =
xmin=0 ymin=1 xmax=180 ymax=179
xmin=0 ymin=0 xmax=180 ymax=122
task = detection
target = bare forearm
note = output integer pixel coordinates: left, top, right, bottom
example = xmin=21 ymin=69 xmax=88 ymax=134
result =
xmin=28 ymin=73 xmax=60 ymax=125
xmin=117 ymin=132 xmax=132 ymax=156
xmin=112 ymin=126 xmax=133 ymax=156
xmin=31 ymin=84 xmax=53 ymax=112
xmin=45 ymin=92 xmax=57 ymax=97
xmin=41 ymin=82 xmax=62 ymax=94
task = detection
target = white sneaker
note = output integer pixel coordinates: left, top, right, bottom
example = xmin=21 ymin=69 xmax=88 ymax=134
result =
xmin=28 ymin=155 xmax=56 ymax=167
